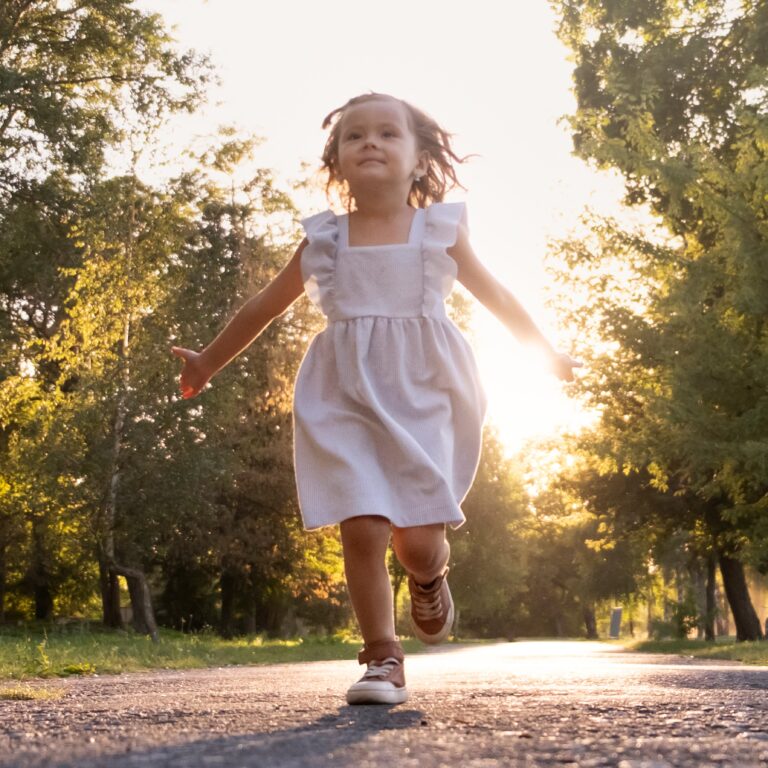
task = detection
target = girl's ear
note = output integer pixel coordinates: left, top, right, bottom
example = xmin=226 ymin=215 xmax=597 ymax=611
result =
xmin=415 ymin=149 xmax=430 ymax=177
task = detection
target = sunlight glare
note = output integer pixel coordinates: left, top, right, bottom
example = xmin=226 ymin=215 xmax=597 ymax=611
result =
xmin=473 ymin=318 xmax=593 ymax=456
xmin=132 ymin=0 xmax=629 ymax=455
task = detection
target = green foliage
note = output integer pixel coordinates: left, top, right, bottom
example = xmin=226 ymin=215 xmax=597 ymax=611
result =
xmin=0 ymin=0 xmax=212 ymax=197
xmin=26 ymin=633 xmax=53 ymax=677
xmin=0 ymin=0 xmax=212 ymax=625
xmin=0 ymin=1 xmax=349 ymax=636
xmin=529 ymin=1 xmax=768 ymax=642
xmin=648 ymin=604 xmax=699 ymax=640
xmin=516 ymin=447 xmax=649 ymax=638
xmin=450 ymin=429 xmax=530 ymax=637
xmin=548 ymin=0 xmax=768 ymax=618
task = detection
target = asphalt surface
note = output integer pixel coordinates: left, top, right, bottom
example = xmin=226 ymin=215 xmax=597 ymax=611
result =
xmin=2 ymin=641 xmax=768 ymax=767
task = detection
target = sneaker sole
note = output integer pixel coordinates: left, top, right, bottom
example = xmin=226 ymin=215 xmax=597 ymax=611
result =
xmin=413 ymin=597 xmax=455 ymax=645
xmin=346 ymin=684 xmax=409 ymax=705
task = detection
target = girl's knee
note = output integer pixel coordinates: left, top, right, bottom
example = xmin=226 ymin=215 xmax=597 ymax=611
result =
xmin=392 ymin=524 xmax=448 ymax=574
xmin=340 ymin=515 xmax=391 ymax=560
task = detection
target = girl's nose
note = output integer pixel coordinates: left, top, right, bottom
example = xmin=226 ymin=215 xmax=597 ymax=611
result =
xmin=363 ymin=136 xmax=378 ymax=148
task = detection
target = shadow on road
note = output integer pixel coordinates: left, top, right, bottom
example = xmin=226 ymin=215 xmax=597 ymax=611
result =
xmin=73 ymin=704 xmax=428 ymax=768
xmin=642 ymin=667 xmax=768 ymax=691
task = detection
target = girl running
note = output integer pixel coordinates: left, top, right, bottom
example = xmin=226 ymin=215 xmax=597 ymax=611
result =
xmin=172 ymin=92 xmax=579 ymax=704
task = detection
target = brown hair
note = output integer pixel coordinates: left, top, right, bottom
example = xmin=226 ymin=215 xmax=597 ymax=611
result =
xmin=320 ymin=92 xmax=470 ymax=210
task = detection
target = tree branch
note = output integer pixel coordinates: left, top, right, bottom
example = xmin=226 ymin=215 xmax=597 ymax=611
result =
xmin=0 ymin=106 xmax=18 ymax=141
xmin=6 ymin=73 xmax=146 ymax=93
xmin=0 ymin=0 xmax=36 ymax=57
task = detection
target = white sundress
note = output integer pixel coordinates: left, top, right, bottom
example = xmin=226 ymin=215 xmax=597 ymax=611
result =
xmin=293 ymin=201 xmax=487 ymax=530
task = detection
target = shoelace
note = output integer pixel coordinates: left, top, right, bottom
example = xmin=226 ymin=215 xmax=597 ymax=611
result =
xmin=412 ymin=581 xmax=444 ymax=621
xmin=362 ymin=657 xmax=400 ymax=679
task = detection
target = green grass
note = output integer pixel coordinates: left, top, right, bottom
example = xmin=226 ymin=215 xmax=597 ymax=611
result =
xmin=0 ymin=685 xmax=64 ymax=701
xmin=0 ymin=624 xmax=447 ymax=680
xmin=627 ymin=637 xmax=768 ymax=666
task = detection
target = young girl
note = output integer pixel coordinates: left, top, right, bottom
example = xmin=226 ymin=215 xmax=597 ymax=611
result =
xmin=172 ymin=92 xmax=579 ymax=705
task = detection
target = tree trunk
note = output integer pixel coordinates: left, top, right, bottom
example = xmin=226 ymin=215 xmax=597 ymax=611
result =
xmin=100 ymin=351 xmax=126 ymax=624
xmin=718 ymin=553 xmax=763 ymax=641
xmin=96 ymin=180 xmax=159 ymax=639
xmin=99 ymin=557 xmax=122 ymax=628
xmin=715 ymin=579 xmax=730 ymax=637
xmin=0 ymin=544 xmax=6 ymax=623
xmin=34 ymin=582 xmax=53 ymax=621
xmin=220 ymin=568 xmax=236 ymax=638
xmin=244 ymin=600 xmax=256 ymax=636
xmin=392 ymin=567 xmax=405 ymax=634
xmin=99 ymin=304 xmax=158 ymax=640
xmin=111 ymin=562 xmax=159 ymax=642
xmin=583 ymin=605 xmax=598 ymax=639
xmin=392 ymin=572 xmax=404 ymax=616
xmin=690 ymin=559 xmax=706 ymax=640
xmin=704 ymin=552 xmax=716 ymax=642
xmin=30 ymin=517 xmax=53 ymax=621
xmin=646 ymin=588 xmax=654 ymax=637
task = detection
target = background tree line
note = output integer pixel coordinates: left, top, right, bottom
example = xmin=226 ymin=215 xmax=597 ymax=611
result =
xmin=2 ymin=0 xmax=766 ymax=642
xmin=546 ymin=0 xmax=768 ymax=640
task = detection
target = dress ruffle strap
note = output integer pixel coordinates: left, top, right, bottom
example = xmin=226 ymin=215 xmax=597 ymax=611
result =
xmin=299 ymin=210 xmax=338 ymax=317
xmin=422 ymin=202 xmax=467 ymax=318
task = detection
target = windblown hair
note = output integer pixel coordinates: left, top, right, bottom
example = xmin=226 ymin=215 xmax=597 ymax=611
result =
xmin=320 ymin=92 xmax=470 ymax=210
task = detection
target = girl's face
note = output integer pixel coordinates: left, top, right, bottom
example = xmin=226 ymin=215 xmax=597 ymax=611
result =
xmin=337 ymin=97 xmax=427 ymax=200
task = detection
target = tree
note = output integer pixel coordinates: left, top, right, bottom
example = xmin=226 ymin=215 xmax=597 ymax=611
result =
xmin=0 ymin=0 xmax=210 ymax=630
xmin=550 ymin=0 xmax=768 ymax=639
xmin=449 ymin=428 xmax=529 ymax=638
xmin=0 ymin=0 xmax=210 ymax=199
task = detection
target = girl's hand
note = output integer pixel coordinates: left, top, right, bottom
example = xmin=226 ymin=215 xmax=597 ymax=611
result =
xmin=549 ymin=351 xmax=583 ymax=382
xmin=171 ymin=346 xmax=212 ymax=399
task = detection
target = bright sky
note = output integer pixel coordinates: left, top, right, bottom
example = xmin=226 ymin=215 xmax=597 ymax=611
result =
xmin=137 ymin=0 xmax=625 ymax=454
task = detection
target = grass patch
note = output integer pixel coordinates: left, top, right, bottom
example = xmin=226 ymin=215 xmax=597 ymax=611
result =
xmin=627 ymin=637 xmax=768 ymax=666
xmin=0 ymin=624 xmax=455 ymax=680
xmin=0 ymin=685 xmax=63 ymax=701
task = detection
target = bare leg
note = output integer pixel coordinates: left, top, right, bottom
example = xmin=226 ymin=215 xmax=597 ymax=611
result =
xmin=340 ymin=515 xmax=395 ymax=645
xmin=391 ymin=523 xmax=449 ymax=584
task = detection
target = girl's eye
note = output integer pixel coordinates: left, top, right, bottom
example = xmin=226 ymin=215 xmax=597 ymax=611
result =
xmin=343 ymin=130 xmax=397 ymax=140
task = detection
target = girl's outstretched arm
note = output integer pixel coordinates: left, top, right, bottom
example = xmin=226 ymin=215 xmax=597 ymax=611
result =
xmin=448 ymin=225 xmax=580 ymax=382
xmin=171 ymin=239 xmax=308 ymax=399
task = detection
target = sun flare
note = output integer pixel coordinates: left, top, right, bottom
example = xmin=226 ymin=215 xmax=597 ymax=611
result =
xmin=472 ymin=316 xmax=592 ymax=456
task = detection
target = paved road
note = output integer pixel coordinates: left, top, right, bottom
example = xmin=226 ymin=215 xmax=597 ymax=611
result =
xmin=2 ymin=641 xmax=768 ymax=767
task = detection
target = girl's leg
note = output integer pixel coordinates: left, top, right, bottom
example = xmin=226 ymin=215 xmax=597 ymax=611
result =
xmin=391 ymin=523 xmax=449 ymax=584
xmin=342 ymin=516 xmax=408 ymax=704
xmin=392 ymin=523 xmax=453 ymax=645
xmin=340 ymin=515 xmax=395 ymax=644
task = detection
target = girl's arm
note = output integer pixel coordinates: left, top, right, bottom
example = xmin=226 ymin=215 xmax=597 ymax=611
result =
xmin=172 ymin=239 xmax=308 ymax=399
xmin=448 ymin=225 xmax=579 ymax=381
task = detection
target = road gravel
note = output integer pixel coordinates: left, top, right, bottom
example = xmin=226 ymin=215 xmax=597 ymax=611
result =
xmin=2 ymin=641 xmax=768 ymax=767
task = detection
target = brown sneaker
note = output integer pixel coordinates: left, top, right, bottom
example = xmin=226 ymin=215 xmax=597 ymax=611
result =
xmin=408 ymin=567 xmax=454 ymax=644
xmin=346 ymin=639 xmax=408 ymax=705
